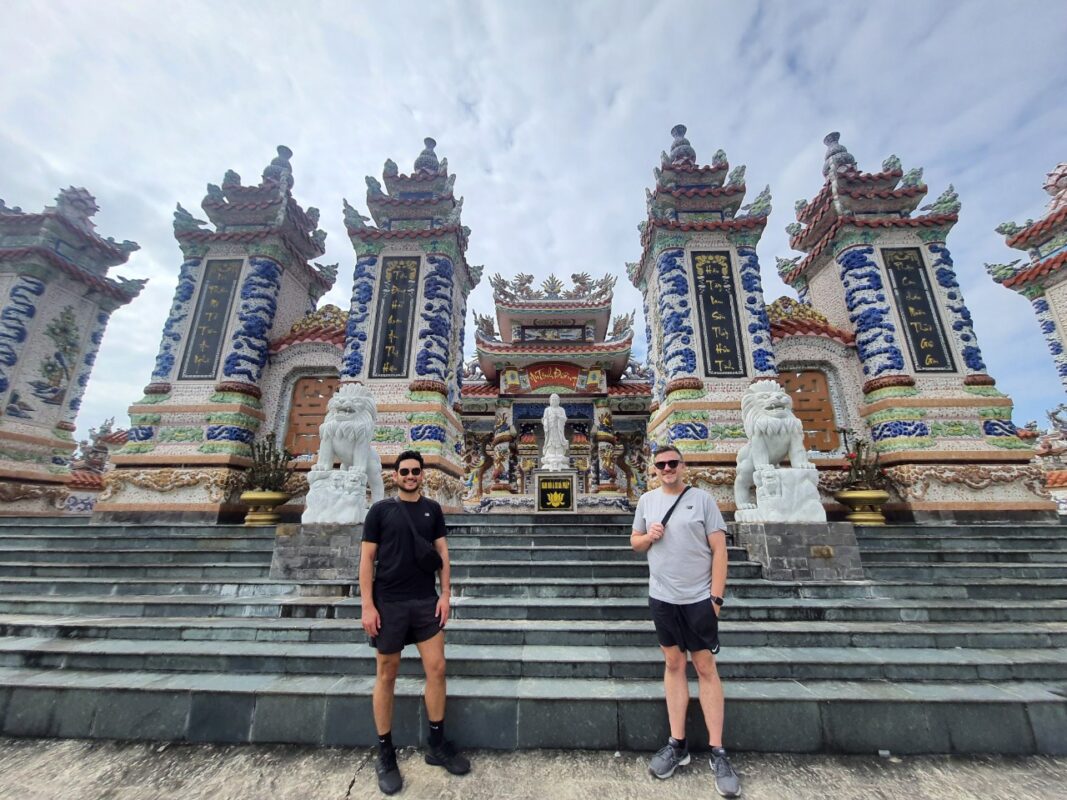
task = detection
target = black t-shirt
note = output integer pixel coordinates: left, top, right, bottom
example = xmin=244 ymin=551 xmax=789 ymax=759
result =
xmin=362 ymin=496 xmax=447 ymax=601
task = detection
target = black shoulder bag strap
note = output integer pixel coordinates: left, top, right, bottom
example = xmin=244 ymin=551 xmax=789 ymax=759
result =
xmin=659 ymin=485 xmax=691 ymax=528
xmin=394 ymin=497 xmax=444 ymax=574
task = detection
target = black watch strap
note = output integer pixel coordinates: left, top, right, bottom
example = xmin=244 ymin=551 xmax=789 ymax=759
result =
xmin=710 ymin=595 xmax=724 ymax=607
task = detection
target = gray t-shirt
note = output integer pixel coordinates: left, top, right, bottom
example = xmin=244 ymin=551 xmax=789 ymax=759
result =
xmin=632 ymin=486 xmax=727 ymax=604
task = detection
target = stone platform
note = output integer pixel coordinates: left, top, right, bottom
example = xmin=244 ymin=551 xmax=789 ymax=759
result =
xmin=0 ymin=515 xmax=1063 ymax=753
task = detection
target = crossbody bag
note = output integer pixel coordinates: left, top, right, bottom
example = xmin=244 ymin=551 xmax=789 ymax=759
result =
xmin=393 ymin=497 xmax=444 ymax=574
xmin=659 ymin=485 xmax=691 ymax=528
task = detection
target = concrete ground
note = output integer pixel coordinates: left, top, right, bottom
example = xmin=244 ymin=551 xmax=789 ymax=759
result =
xmin=1 ymin=739 xmax=1066 ymax=800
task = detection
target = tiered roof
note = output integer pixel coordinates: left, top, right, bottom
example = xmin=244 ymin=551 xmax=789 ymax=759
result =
xmin=473 ymin=273 xmax=634 ymax=380
xmin=173 ymin=146 xmax=334 ymax=294
xmin=629 ymin=124 xmax=772 ymax=286
xmin=987 ymin=163 xmax=1067 ymax=291
xmin=0 ymin=188 xmax=144 ymax=303
xmin=268 ymin=304 xmax=347 ymax=354
xmin=780 ymin=132 xmax=959 ymax=286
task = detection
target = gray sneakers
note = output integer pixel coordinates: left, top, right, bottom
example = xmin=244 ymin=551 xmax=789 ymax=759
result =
xmin=648 ymin=742 xmax=691 ymax=779
xmin=711 ymin=749 xmax=741 ymax=797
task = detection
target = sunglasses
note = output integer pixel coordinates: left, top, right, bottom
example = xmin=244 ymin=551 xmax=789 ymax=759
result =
xmin=397 ymin=467 xmax=422 ymax=476
xmin=653 ymin=459 xmax=681 ymax=471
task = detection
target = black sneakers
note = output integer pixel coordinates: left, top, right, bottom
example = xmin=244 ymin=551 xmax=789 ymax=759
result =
xmin=424 ymin=738 xmax=471 ymax=775
xmin=648 ymin=741 xmax=691 ymax=779
xmin=375 ymin=748 xmax=402 ymax=795
xmin=711 ymin=749 xmax=741 ymax=797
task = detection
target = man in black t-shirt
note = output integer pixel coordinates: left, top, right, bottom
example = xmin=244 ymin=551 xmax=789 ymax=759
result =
xmin=360 ymin=449 xmax=470 ymax=795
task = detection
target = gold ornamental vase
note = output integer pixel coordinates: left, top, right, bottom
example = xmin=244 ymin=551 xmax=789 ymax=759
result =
xmin=240 ymin=490 xmax=290 ymax=527
xmin=833 ymin=488 xmax=890 ymax=526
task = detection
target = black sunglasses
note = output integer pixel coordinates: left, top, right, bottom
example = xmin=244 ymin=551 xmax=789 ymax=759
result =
xmin=653 ymin=459 xmax=681 ymax=471
xmin=397 ymin=467 xmax=422 ymax=476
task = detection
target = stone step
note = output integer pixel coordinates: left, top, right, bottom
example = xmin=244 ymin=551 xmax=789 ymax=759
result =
xmin=4 ymin=575 xmax=1064 ymax=601
xmin=0 ymin=667 xmax=1063 ymax=753
xmin=447 ymin=545 xmax=750 ymax=561
xmin=860 ymin=549 xmax=1067 ymax=564
xmin=446 ymin=525 xmax=635 ymax=536
xmin=2 ymin=636 xmax=1066 ymax=683
xmin=0 ymin=525 xmax=274 ymax=538
xmin=856 ymin=534 xmax=1067 ymax=551
xmin=864 ymin=564 xmax=1067 ymax=581
xmin=0 ymin=517 xmax=90 ymax=526
xmin=0 ymin=549 xmax=274 ymax=565
xmin=1 ymin=614 xmax=1065 ymax=649
xmin=870 ymin=524 xmax=1066 ymax=536
xmin=445 ymin=514 xmax=636 ymax=525
xmin=0 ymin=535 xmax=276 ymax=552
xmin=446 ymin=562 xmax=763 ymax=579
xmin=1 ymin=594 xmax=1063 ymax=623
xmin=0 ymin=563 xmax=272 ymax=580
xmin=0 ymin=578 xmax=302 ymax=598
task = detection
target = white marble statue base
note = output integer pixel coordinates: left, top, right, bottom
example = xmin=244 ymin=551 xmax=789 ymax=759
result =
xmin=301 ymin=468 xmax=369 ymax=526
xmin=540 ymin=452 xmax=570 ymax=471
xmin=734 ymin=466 xmax=826 ymax=524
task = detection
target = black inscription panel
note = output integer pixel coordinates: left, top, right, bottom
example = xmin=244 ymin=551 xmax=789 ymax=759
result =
xmin=370 ymin=256 xmax=420 ymax=378
xmin=692 ymin=251 xmax=747 ymax=378
xmin=537 ymin=474 xmax=575 ymax=512
xmin=178 ymin=259 xmax=242 ymax=380
xmin=881 ymin=248 xmax=955 ymax=373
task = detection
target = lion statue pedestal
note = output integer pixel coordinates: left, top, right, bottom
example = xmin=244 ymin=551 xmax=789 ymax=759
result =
xmin=735 ymin=465 xmax=825 ymax=523
xmin=733 ymin=379 xmax=826 ymax=524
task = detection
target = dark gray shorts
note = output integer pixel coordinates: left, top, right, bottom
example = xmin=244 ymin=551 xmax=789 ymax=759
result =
xmin=649 ymin=596 xmax=720 ymax=654
xmin=370 ymin=596 xmax=442 ymax=654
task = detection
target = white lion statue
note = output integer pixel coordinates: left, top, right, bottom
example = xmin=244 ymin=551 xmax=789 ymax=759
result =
xmin=733 ymin=379 xmax=815 ymax=510
xmin=302 ymin=382 xmax=384 ymax=525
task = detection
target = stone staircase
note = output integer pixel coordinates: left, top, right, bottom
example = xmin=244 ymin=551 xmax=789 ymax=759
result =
xmin=0 ymin=515 xmax=1064 ymax=754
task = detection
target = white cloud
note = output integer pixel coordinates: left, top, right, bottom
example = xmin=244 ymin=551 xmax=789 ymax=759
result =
xmin=1 ymin=0 xmax=1064 ymax=439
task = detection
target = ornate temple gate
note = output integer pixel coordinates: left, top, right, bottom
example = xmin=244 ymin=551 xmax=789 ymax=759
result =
xmin=778 ymin=370 xmax=840 ymax=453
xmin=283 ymin=376 xmax=340 ymax=460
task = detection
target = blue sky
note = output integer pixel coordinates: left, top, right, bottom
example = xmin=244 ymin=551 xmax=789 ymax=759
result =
xmin=2 ymin=0 xmax=1065 ymax=441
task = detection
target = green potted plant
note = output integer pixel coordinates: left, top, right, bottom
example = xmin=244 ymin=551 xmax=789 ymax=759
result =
xmin=238 ymin=438 xmax=296 ymax=526
xmin=833 ymin=428 xmax=891 ymax=525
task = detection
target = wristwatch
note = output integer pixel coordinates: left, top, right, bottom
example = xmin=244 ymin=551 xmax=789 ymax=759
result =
xmin=710 ymin=595 xmax=725 ymax=607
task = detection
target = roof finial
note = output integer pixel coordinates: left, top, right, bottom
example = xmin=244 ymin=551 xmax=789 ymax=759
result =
xmin=1044 ymin=162 xmax=1067 ymax=214
xmin=669 ymin=124 xmax=697 ymax=165
xmin=262 ymin=145 xmax=294 ymax=188
xmin=822 ymin=132 xmax=856 ymax=178
xmin=414 ymin=137 xmax=440 ymax=173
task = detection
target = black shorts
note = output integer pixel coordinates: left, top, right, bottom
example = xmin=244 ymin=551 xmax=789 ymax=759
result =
xmin=649 ymin=597 xmax=721 ymax=655
xmin=370 ymin=595 xmax=442 ymax=654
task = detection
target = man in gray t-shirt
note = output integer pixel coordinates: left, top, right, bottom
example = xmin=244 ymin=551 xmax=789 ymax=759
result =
xmin=631 ymin=445 xmax=740 ymax=797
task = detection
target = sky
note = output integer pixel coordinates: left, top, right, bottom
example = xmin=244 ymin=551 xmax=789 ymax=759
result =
xmin=1 ymin=0 xmax=1065 ymax=442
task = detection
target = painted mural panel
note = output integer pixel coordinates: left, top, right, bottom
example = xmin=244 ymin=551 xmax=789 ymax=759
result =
xmin=881 ymin=248 xmax=956 ymax=373
xmin=692 ymin=251 xmax=747 ymax=378
xmin=178 ymin=259 xmax=242 ymax=380
xmin=369 ymin=256 xmax=420 ymax=378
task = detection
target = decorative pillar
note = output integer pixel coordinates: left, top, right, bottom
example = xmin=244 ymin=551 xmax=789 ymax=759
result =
xmin=0 ymin=189 xmax=144 ymax=516
xmin=630 ymin=125 xmax=777 ymax=510
xmin=780 ymin=132 xmax=1052 ymax=519
xmin=342 ymin=138 xmax=482 ymax=511
xmin=147 ymin=256 xmax=202 ymax=390
xmin=490 ymin=402 xmax=515 ymax=493
xmin=93 ymin=146 xmax=335 ymax=523
xmin=594 ymin=402 xmax=619 ymax=493
xmin=988 ymin=162 xmax=1067 ymax=392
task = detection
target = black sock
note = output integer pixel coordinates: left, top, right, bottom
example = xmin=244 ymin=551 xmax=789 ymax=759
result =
xmin=429 ymin=719 xmax=444 ymax=747
xmin=378 ymin=732 xmax=394 ymax=754
xmin=669 ymin=736 xmax=687 ymax=751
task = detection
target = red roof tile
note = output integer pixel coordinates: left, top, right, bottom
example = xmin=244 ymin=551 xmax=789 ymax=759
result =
xmin=495 ymin=298 xmax=612 ymax=311
xmin=771 ymin=318 xmax=855 ymax=346
xmin=477 ymin=335 xmax=632 ymax=354
xmin=0 ymin=247 xmax=138 ymax=301
xmin=371 ymin=193 xmax=456 ymax=207
xmin=1003 ymin=249 xmax=1067 ymax=289
xmin=461 ymin=382 xmax=499 ymax=397
xmin=1007 ymin=205 xmax=1067 ymax=249
xmin=69 ymin=471 xmax=104 ymax=490
xmin=785 ymin=213 xmax=958 ymax=284
xmin=658 ymin=185 xmax=745 ymax=199
xmin=1046 ymin=469 xmax=1067 ymax=489
xmin=269 ymin=324 xmax=346 ymax=353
